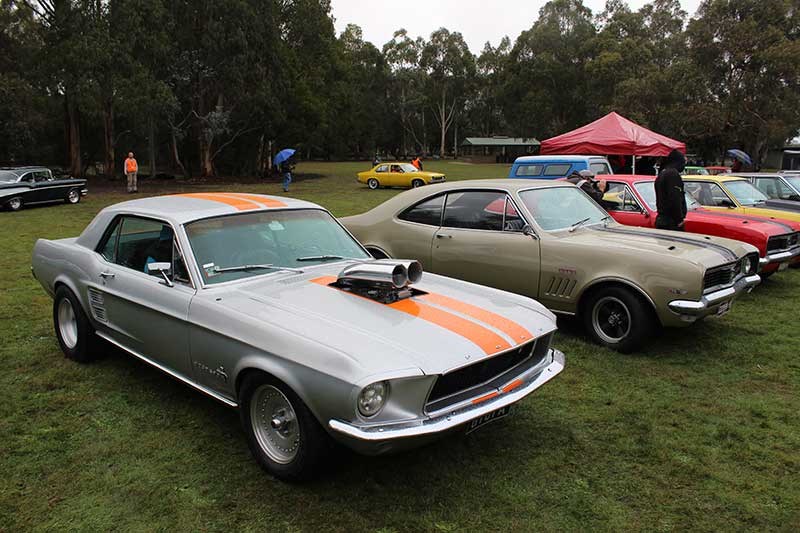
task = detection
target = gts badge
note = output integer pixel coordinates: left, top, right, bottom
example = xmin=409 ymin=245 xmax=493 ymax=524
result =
xmin=558 ymin=267 xmax=577 ymax=276
xmin=194 ymin=361 xmax=229 ymax=384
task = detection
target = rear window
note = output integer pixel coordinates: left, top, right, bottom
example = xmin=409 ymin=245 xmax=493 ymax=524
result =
xmin=543 ymin=164 xmax=572 ymax=176
xmin=590 ymin=162 xmax=611 ymax=175
xmin=515 ymin=164 xmax=543 ymax=177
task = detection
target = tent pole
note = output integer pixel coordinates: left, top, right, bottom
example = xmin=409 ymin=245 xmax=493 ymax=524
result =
xmin=632 ymin=155 xmax=636 ymax=174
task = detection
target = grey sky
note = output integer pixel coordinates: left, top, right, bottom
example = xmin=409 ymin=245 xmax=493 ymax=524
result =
xmin=330 ymin=0 xmax=704 ymax=54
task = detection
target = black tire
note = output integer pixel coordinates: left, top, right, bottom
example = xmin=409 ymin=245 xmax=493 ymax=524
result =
xmin=7 ymin=197 xmax=22 ymax=211
xmin=239 ymin=372 xmax=331 ymax=482
xmin=411 ymin=179 xmax=425 ymax=188
xmin=65 ymin=188 xmax=81 ymax=204
xmin=367 ymin=178 xmax=380 ymax=190
xmin=582 ymin=285 xmax=656 ymax=353
xmin=53 ymin=286 xmax=99 ymax=363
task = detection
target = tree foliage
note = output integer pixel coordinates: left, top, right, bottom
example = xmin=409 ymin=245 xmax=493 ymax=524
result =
xmin=0 ymin=0 xmax=798 ymax=174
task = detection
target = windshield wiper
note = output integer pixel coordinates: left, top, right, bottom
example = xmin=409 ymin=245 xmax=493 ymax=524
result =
xmin=213 ymin=264 xmax=304 ymax=274
xmin=569 ymin=217 xmax=591 ymax=232
xmin=295 ymin=255 xmax=345 ymax=262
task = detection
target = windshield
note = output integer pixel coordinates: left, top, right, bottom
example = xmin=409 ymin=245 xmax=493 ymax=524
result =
xmin=0 ymin=171 xmax=19 ymax=183
xmin=185 ymin=209 xmax=370 ymax=285
xmin=724 ymin=180 xmax=768 ymax=206
xmin=633 ymin=181 xmax=701 ymax=211
xmin=519 ymin=187 xmax=608 ymax=231
xmin=784 ymin=175 xmax=800 ymax=193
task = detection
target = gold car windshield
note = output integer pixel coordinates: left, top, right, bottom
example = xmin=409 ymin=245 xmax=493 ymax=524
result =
xmin=185 ymin=209 xmax=370 ymax=285
xmin=519 ymin=187 xmax=608 ymax=231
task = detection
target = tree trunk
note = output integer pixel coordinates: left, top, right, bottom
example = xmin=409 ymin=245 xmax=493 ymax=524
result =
xmin=148 ymin=116 xmax=157 ymax=178
xmin=65 ymin=93 xmax=82 ymax=177
xmin=102 ymin=98 xmax=114 ymax=178
xmin=170 ymin=127 xmax=187 ymax=177
xmin=453 ymin=119 xmax=458 ymax=159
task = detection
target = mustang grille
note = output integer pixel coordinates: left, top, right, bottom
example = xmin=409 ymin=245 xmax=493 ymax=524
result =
xmin=424 ymin=334 xmax=552 ymax=413
xmin=767 ymin=232 xmax=799 ymax=252
xmin=87 ymin=288 xmax=107 ymax=322
xmin=703 ymin=261 xmax=742 ymax=293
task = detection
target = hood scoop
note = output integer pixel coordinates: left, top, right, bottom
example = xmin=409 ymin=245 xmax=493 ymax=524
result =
xmin=333 ymin=260 xmax=425 ymax=304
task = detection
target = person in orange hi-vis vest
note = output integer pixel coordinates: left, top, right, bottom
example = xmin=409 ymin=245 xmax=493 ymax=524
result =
xmin=411 ymin=156 xmax=423 ymax=171
xmin=125 ymin=152 xmax=138 ymax=193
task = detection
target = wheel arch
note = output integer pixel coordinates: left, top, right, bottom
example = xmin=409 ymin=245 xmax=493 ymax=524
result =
xmin=577 ymin=277 xmax=661 ymax=325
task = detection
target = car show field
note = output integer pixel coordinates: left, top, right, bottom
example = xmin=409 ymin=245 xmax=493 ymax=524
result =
xmin=2 ymin=161 xmax=799 ymax=531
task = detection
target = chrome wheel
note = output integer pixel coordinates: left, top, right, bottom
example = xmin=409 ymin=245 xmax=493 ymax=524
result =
xmin=8 ymin=197 xmax=22 ymax=211
xmin=57 ymin=298 xmax=78 ymax=349
xmin=411 ymin=179 xmax=424 ymax=188
xmin=250 ymin=384 xmax=300 ymax=464
xmin=592 ymin=296 xmax=632 ymax=344
xmin=367 ymin=178 xmax=379 ymax=190
xmin=67 ymin=189 xmax=80 ymax=203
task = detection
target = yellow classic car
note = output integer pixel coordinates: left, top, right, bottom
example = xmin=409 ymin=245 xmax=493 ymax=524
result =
xmin=357 ymin=162 xmax=446 ymax=190
xmin=681 ymin=175 xmax=800 ymax=224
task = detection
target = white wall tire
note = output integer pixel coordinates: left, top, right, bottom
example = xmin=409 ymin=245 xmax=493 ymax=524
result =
xmin=66 ymin=189 xmax=81 ymax=204
xmin=7 ymin=197 xmax=22 ymax=211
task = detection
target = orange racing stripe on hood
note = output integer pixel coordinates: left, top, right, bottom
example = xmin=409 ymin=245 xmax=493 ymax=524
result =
xmin=310 ymin=276 xmax=512 ymax=355
xmin=175 ymin=193 xmax=261 ymax=211
xmin=418 ymin=293 xmax=533 ymax=343
xmin=214 ymin=192 xmax=287 ymax=208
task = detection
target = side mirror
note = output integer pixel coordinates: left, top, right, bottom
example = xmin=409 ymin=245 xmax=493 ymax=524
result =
xmin=147 ymin=261 xmax=174 ymax=286
xmin=522 ymin=224 xmax=538 ymax=239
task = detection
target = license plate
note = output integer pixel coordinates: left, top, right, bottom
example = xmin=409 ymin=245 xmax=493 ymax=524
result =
xmin=716 ymin=301 xmax=732 ymax=316
xmin=779 ymin=262 xmax=789 ymax=271
xmin=466 ymin=405 xmax=511 ymax=434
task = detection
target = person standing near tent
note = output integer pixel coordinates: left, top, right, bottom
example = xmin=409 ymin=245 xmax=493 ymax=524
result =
xmin=124 ymin=152 xmax=138 ymax=193
xmin=655 ymin=149 xmax=687 ymax=231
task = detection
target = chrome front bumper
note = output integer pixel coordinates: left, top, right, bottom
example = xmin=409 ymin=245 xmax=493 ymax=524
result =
xmin=759 ymin=246 xmax=800 ymax=269
xmin=81 ymin=188 xmax=89 ymax=196
xmin=328 ymin=349 xmax=565 ymax=455
xmin=668 ymin=274 xmax=760 ymax=321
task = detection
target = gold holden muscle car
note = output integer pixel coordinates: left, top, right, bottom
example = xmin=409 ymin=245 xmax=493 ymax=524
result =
xmin=342 ymin=179 xmax=761 ymax=352
xmin=357 ymin=162 xmax=446 ymax=190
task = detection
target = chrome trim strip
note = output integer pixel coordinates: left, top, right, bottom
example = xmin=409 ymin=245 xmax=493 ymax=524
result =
xmin=328 ymin=349 xmax=564 ymax=441
xmin=759 ymin=247 xmax=800 ymax=266
xmin=95 ymin=331 xmax=238 ymax=407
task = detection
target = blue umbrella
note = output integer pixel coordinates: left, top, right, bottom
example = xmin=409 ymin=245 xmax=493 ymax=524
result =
xmin=726 ymin=149 xmax=752 ymax=165
xmin=274 ymin=148 xmax=296 ymax=166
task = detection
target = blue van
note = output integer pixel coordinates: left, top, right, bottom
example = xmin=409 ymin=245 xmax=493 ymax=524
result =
xmin=509 ymin=155 xmax=613 ymax=179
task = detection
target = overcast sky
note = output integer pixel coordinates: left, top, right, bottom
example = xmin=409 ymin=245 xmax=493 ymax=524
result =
xmin=330 ymin=0 xmax=704 ymax=54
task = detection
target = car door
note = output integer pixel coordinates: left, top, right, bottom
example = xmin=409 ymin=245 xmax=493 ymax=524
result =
xmin=386 ymin=164 xmax=404 ymax=186
xmin=431 ymin=190 xmax=540 ymax=298
xmin=93 ymin=215 xmax=195 ymax=376
xmin=392 ymin=194 xmax=444 ymax=266
xmin=33 ymin=170 xmax=62 ymax=202
xmin=602 ymin=182 xmax=651 ymax=227
xmin=683 ymin=181 xmax=739 ymax=212
xmin=17 ymin=172 xmax=40 ymax=203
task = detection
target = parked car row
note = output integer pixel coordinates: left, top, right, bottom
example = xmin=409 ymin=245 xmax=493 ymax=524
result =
xmin=1 ymin=166 xmax=87 ymax=211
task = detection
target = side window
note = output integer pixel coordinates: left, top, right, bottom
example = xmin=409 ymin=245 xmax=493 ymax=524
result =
xmin=590 ymin=162 xmax=611 ymax=175
xmin=543 ymin=164 xmax=572 ymax=177
xmin=442 ymin=191 xmax=505 ymax=231
xmin=390 ymin=165 xmax=401 ymax=173
xmin=602 ymin=183 xmax=641 ymax=212
xmin=515 ymin=164 xmax=543 ymax=177
xmin=98 ymin=218 xmax=122 ymax=262
xmin=502 ymin=197 xmax=525 ymax=231
xmin=34 ymin=171 xmax=51 ymax=182
xmin=375 ymin=165 xmax=388 ymax=173
xmin=756 ymin=178 xmax=793 ymax=200
xmin=173 ymin=242 xmax=191 ymax=284
xmin=398 ymin=195 xmax=444 ymax=226
xmin=20 ymin=172 xmax=34 ymax=183
xmin=685 ymin=182 xmax=732 ymax=207
xmin=111 ymin=217 xmax=175 ymax=274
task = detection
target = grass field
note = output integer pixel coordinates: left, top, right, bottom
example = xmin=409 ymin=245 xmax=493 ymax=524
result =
xmin=1 ymin=161 xmax=799 ymax=532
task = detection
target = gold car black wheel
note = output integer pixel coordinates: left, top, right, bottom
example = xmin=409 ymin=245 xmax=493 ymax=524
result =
xmin=411 ymin=179 xmax=425 ymax=188
xmin=582 ymin=286 xmax=656 ymax=353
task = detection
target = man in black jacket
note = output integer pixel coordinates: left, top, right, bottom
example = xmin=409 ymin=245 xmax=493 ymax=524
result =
xmin=655 ymin=149 xmax=687 ymax=230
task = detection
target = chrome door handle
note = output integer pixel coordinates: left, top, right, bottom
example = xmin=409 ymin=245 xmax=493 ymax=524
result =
xmin=436 ymin=234 xmax=452 ymax=239
xmin=99 ymin=271 xmax=115 ymax=279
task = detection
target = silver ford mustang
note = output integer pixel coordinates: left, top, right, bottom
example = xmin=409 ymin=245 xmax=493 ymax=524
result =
xmin=31 ymin=192 xmax=565 ymax=480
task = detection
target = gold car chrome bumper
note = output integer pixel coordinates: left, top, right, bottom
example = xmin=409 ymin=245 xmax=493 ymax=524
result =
xmin=668 ymin=274 xmax=760 ymax=322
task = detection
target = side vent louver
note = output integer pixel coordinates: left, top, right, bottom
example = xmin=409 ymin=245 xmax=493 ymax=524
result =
xmin=87 ymin=288 xmax=107 ymax=322
xmin=544 ymin=277 xmax=576 ymax=298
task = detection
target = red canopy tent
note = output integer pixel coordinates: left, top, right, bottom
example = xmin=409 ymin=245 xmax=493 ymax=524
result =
xmin=539 ymin=112 xmax=686 ymax=173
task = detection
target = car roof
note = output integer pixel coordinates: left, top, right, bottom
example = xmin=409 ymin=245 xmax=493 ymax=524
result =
xmin=513 ymin=155 xmax=608 ymax=163
xmin=725 ymin=172 xmax=783 ymax=178
xmin=100 ymin=192 xmax=323 ymax=225
xmin=604 ymin=174 xmax=655 ymax=183
xmin=414 ymin=178 xmax=573 ymax=192
xmin=681 ymin=175 xmax=747 ymax=183
xmin=0 ymin=166 xmax=49 ymax=174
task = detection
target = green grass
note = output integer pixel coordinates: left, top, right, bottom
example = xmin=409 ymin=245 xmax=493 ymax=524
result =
xmin=1 ymin=161 xmax=799 ymax=532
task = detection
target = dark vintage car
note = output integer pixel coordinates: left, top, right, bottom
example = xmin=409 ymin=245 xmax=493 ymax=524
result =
xmin=0 ymin=166 xmax=88 ymax=211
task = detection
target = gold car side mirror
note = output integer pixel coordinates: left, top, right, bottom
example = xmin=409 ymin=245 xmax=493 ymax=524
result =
xmin=522 ymin=224 xmax=539 ymax=240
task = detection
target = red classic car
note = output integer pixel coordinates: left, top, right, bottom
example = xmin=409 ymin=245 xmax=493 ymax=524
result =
xmin=600 ymin=175 xmax=800 ymax=276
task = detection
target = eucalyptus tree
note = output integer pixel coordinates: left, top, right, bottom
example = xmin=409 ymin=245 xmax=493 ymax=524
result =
xmin=383 ymin=28 xmax=425 ymax=155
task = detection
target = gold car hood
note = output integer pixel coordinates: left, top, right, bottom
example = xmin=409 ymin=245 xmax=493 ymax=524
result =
xmin=567 ymin=223 xmax=755 ymax=268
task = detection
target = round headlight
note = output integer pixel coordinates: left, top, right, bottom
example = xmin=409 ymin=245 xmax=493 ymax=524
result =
xmin=357 ymin=381 xmax=389 ymax=417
